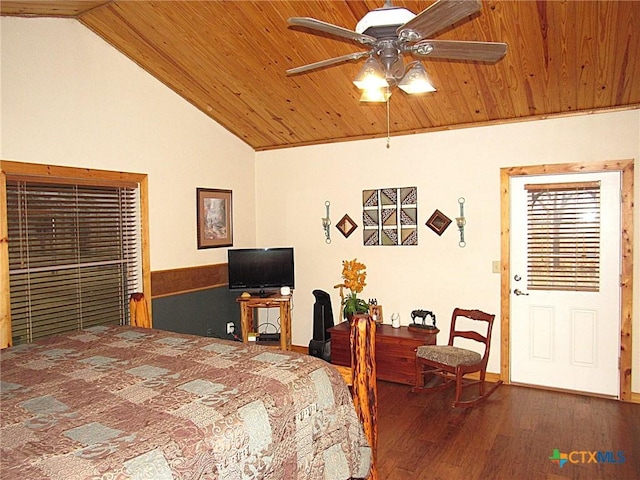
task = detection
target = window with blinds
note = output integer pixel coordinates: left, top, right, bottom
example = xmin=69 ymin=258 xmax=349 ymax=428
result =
xmin=526 ymin=181 xmax=601 ymax=292
xmin=6 ymin=180 xmax=140 ymax=345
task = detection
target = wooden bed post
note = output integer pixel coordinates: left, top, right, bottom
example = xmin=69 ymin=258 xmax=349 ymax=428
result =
xmin=129 ymin=292 xmax=151 ymax=328
xmin=350 ymin=314 xmax=378 ymax=480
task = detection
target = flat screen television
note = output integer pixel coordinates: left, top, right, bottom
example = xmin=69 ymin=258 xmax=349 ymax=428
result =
xmin=227 ymin=247 xmax=295 ymax=296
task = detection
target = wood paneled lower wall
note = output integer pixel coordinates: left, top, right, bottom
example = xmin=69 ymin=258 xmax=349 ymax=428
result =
xmin=151 ymin=263 xmax=228 ymax=298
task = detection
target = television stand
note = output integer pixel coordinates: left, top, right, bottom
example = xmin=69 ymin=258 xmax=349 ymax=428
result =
xmin=237 ymin=294 xmax=292 ymax=351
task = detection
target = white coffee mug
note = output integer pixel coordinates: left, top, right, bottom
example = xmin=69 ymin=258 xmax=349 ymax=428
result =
xmin=391 ymin=312 xmax=400 ymax=328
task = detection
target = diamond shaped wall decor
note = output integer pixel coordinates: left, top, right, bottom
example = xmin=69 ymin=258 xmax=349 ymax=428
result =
xmin=336 ymin=214 xmax=358 ymax=238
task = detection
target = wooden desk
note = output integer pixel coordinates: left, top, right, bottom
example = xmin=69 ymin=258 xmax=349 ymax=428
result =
xmin=329 ymin=322 xmax=439 ymax=385
xmin=236 ymin=294 xmax=292 ymax=351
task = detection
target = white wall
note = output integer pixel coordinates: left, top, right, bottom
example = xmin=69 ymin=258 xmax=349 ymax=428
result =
xmin=1 ymin=17 xmax=256 ymax=270
xmin=256 ymin=110 xmax=640 ymax=392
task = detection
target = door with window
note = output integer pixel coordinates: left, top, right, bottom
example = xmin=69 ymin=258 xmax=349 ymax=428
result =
xmin=510 ymin=172 xmax=621 ymax=397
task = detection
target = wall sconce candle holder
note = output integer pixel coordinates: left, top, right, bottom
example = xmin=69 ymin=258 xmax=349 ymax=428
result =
xmin=322 ymin=201 xmax=331 ymax=244
xmin=456 ymin=197 xmax=466 ymax=247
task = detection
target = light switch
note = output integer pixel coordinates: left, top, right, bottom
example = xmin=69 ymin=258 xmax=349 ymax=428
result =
xmin=492 ymin=261 xmax=501 ymax=274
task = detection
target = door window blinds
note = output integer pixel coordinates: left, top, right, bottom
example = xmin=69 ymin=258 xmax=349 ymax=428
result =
xmin=525 ymin=181 xmax=601 ymax=292
xmin=6 ymin=179 xmax=140 ymax=345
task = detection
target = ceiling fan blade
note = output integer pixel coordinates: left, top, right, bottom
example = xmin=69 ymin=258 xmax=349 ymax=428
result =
xmin=411 ymin=40 xmax=507 ymax=62
xmin=398 ymin=0 xmax=482 ymax=41
xmin=288 ymin=17 xmax=377 ymax=45
xmin=287 ymin=51 xmax=370 ymax=75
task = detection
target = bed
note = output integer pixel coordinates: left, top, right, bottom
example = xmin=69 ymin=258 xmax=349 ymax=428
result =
xmin=0 ymin=325 xmax=372 ymax=479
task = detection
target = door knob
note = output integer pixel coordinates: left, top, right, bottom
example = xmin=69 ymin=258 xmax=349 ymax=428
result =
xmin=513 ymin=288 xmax=529 ymax=296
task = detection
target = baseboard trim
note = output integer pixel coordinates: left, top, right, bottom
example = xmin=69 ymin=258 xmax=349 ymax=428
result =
xmin=291 ymin=345 xmax=307 ymax=355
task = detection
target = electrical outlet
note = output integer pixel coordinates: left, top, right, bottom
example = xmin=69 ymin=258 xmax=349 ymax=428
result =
xmin=226 ymin=322 xmax=235 ymax=334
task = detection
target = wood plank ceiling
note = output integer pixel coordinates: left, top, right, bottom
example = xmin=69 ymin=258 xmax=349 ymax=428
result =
xmin=2 ymin=1 xmax=639 ymax=151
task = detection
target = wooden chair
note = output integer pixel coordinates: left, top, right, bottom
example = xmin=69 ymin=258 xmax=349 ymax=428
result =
xmin=333 ymin=314 xmax=378 ymax=480
xmin=412 ymin=308 xmax=502 ymax=408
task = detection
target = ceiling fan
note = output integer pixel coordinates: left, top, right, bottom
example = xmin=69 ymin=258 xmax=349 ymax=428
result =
xmin=287 ymin=0 xmax=507 ymax=101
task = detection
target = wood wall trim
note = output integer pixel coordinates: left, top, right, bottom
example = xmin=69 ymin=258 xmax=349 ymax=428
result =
xmin=620 ymin=160 xmax=635 ymax=400
xmin=0 ymin=160 xmax=147 ymax=183
xmin=139 ymin=175 xmax=152 ymax=325
xmin=256 ymin=105 xmax=640 ymax=152
xmin=290 ymin=345 xmax=307 ymax=355
xmin=500 ymin=159 xmax=635 ymax=402
xmin=0 ymin=170 xmax=10 ymax=349
xmin=151 ymin=263 xmax=228 ymax=298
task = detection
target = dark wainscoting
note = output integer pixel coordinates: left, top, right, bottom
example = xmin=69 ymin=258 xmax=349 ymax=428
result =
xmin=152 ymin=288 xmax=239 ymax=339
xmin=151 ymin=263 xmax=240 ymax=340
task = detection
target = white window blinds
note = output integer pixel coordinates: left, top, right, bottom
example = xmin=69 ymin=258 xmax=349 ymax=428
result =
xmin=7 ymin=179 xmax=140 ymax=344
xmin=525 ymin=181 xmax=601 ymax=292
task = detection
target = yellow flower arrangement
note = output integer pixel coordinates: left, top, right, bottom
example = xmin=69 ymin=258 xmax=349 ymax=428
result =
xmin=341 ymin=259 xmax=369 ymax=319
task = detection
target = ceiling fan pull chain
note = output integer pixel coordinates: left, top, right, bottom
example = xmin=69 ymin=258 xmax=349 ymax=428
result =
xmin=386 ymin=89 xmax=391 ymax=149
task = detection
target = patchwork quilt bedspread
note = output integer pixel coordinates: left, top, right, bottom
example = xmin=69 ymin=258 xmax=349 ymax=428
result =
xmin=0 ymin=326 xmax=371 ymax=479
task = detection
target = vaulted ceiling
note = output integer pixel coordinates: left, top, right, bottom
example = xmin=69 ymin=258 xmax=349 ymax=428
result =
xmin=2 ymin=1 xmax=639 ymax=151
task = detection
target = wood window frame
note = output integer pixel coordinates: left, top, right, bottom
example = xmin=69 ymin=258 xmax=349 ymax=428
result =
xmin=500 ymin=160 xmax=635 ymax=402
xmin=0 ymin=161 xmax=151 ymax=348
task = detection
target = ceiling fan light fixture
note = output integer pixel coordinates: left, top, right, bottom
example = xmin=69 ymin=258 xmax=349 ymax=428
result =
xmin=353 ymin=57 xmax=388 ymax=90
xmin=359 ymin=87 xmax=391 ymax=103
xmin=355 ymin=5 xmax=416 ymax=34
xmin=398 ymin=63 xmax=436 ymax=94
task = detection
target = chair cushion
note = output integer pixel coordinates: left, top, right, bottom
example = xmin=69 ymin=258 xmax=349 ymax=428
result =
xmin=416 ymin=345 xmax=482 ymax=367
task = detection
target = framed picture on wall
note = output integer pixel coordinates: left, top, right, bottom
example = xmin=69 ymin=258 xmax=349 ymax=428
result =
xmin=197 ymin=188 xmax=233 ymax=248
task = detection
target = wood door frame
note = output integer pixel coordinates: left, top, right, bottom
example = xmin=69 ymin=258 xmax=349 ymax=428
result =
xmin=500 ymin=160 xmax=634 ymax=401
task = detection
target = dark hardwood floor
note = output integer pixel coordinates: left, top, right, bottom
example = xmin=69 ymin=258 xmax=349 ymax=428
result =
xmin=375 ymin=381 xmax=640 ymax=480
